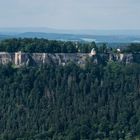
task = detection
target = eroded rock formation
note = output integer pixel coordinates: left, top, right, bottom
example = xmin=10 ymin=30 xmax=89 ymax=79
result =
xmin=0 ymin=52 xmax=139 ymax=67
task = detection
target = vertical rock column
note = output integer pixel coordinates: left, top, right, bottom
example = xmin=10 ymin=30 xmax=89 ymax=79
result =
xmin=15 ymin=52 xmax=22 ymax=66
xmin=43 ymin=53 xmax=46 ymax=64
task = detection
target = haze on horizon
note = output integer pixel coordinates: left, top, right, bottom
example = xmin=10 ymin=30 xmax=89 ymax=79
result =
xmin=0 ymin=0 xmax=140 ymax=30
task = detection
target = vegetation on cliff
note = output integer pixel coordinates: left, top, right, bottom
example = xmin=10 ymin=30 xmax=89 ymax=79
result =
xmin=0 ymin=60 xmax=140 ymax=140
xmin=0 ymin=39 xmax=125 ymax=53
xmin=0 ymin=38 xmax=96 ymax=53
xmin=0 ymin=38 xmax=140 ymax=54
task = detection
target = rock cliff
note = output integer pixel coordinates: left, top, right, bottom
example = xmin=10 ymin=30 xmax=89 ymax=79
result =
xmin=0 ymin=52 xmax=139 ymax=67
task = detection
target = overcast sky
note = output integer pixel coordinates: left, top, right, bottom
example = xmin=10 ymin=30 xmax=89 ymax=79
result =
xmin=0 ymin=0 xmax=140 ymax=29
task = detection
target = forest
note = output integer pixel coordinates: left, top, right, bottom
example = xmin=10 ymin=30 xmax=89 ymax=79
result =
xmin=0 ymin=59 xmax=139 ymax=140
xmin=0 ymin=39 xmax=140 ymax=140
xmin=0 ymin=38 xmax=95 ymax=53
xmin=0 ymin=38 xmax=140 ymax=53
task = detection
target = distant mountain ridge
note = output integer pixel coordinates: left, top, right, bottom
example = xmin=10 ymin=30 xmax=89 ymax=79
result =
xmin=1 ymin=27 xmax=140 ymax=35
xmin=0 ymin=28 xmax=140 ymax=43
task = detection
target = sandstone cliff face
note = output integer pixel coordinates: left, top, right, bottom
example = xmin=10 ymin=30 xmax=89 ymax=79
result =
xmin=0 ymin=52 xmax=15 ymax=64
xmin=0 ymin=52 xmax=89 ymax=66
xmin=0 ymin=52 xmax=139 ymax=66
xmin=108 ymin=53 xmax=134 ymax=63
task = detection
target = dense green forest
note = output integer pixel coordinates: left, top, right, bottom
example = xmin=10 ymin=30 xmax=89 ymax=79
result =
xmin=0 ymin=38 xmax=95 ymax=53
xmin=0 ymin=38 xmax=140 ymax=53
xmin=0 ymin=38 xmax=140 ymax=140
xmin=0 ymin=60 xmax=140 ymax=140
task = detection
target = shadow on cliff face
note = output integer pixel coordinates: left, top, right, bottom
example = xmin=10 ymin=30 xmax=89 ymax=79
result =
xmin=26 ymin=54 xmax=37 ymax=67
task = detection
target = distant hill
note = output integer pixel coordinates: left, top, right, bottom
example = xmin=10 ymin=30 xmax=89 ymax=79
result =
xmin=0 ymin=30 xmax=140 ymax=43
xmin=1 ymin=27 xmax=140 ymax=35
xmin=16 ymin=32 xmax=140 ymax=43
xmin=0 ymin=34 xmax=11 ymax=40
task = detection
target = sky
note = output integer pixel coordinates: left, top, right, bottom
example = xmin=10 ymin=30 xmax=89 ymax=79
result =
xmin=0 ymin=0 xmax=140 ymax=30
